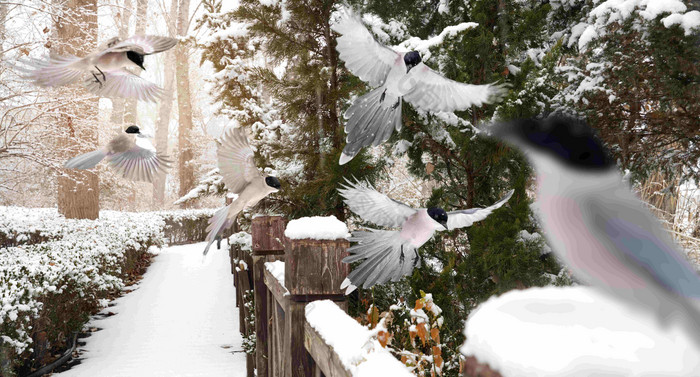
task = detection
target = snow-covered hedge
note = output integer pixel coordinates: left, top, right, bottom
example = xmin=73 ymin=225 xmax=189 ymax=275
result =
xmin=157 ymin=208 xmax=218 ymax=245
xmin=0 ymin=207 xmax=215 ymax=374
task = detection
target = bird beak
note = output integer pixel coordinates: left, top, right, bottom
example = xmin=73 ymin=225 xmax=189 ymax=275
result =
xmin=406 ymin=65 xmax=413 ymax=74
xmin=139 ymin=63 xmax=146 ymax=71
xmin=440 ymin=220 xmax=448 ymax=230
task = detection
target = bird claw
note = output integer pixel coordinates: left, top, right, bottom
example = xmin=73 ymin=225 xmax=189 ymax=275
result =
xmin=91 ymin=72 xmax=103 ymax=88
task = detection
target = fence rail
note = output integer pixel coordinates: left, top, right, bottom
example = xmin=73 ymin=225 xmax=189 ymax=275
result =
xmin=230 ymin=215 xmax=411 ymax=377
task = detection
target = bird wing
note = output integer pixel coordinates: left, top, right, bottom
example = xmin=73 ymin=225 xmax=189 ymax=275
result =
xmin=18 ymin=55 xmax=86 ymax=87
xmin=84 ymin=69 xmax=163 ymax=102
xmin=331 ymin=8 xmax=400 ymax=87
xmin=586 ymin=193 xmax=700 ymax=299
xmin=442 ymin=189 xmax=514 ymax=231
xmin=106 ymin=138 xmax=173 ymax=183
xmin=217 ymin=127 xmax=262 ymax=194
xmin=338 ymin=178 xmax=417 ymax=228
xmin=402 ymin=63 xmax=508 ymax=113
xmin=101 ymin=35 xmax=178 ymax=55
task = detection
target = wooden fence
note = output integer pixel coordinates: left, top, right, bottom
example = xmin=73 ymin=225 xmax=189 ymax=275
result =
xmin=230 ymin=215 xmax=500 ymax=377
xmin=230 ymin=215 xmax=401 ymax=377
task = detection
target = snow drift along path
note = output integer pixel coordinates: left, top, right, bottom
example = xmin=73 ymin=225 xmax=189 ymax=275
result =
xmin=56 ymin=241 xmax=246 ymax=377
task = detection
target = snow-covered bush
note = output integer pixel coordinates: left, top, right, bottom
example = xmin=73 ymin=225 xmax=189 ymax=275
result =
xmin=158 ymin=208 xmax=218 ymax=245
xmin=0 ymin=207 xmax=214 ymax=374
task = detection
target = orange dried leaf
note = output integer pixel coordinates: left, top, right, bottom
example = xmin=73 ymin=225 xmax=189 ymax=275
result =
xmin=416 ymin=323 xmax=427 ymax=345
xmin=430 ymin=327 xmax=440 ymax=343
xmin=401 ymin=355 xmax=408 ymax=363
xmin=435 ymin=354 xmax=443 ymax=368
xmin=432 ymin=345 xmax=442 ymax=356
xmin=415 ymin=299 xmax=424 ymax=310
xmin=377 ymin=330 xmax=389 ymax=347
xmin=368 ymin=306 xmax=379 ymax=328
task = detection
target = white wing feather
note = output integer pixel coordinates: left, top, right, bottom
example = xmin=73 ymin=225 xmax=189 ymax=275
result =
xmin=217 ymin=127 xmax=261 ymax=194
xmin=107 ymin=143 xmax=172 ymax=183
xmin=338 ymin=178 xmax=417 ymax=228
xmin=101 ymin=35 xmax=178 ymax=55
xmin=403 ymin=63 xmax=508 ymax=113
xmin=331 ymin=8 xmax=400 ymax=87
xmin=443 ymin=189 xmax=514 ymax=230
xmin=84 ymin=69 xmax=163 ymax=102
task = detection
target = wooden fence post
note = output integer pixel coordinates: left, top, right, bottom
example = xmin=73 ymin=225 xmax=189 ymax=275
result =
xmin=252 ymin=216 xmax=287 ymax=377
xmin=284 ymin=236 xmax=349 ymax=377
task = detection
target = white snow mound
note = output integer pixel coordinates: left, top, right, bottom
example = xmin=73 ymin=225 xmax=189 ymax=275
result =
xmin=305 ymin=300 xmax=413 ymax=376
xmin=461 ymin=286 xmax=700 ymax=376
xmin=284 ymin=216 xmax=350 ymax=240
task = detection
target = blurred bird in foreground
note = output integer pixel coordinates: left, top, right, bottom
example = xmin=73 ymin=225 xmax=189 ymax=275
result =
xmin=339 ymin=178 xmax=513 ymax=293
xmin=203 ymin=127 xmax=281 ymax=255
xmin=331 ymin=7 xmax=507 ymax=165
xmin=64 ymin=125 xmax=172 ymax=183
xmin=19 ymin=35 xmax=177 ymax=102
xmin=489 ymin=116 xmax=700 ymax=348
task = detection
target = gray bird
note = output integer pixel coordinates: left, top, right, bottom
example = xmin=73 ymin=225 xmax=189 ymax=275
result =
xmin=20 ymin=35 xmax=177 ymax=102
xmin=203 ymin=127 xmax=281 ymax=255
xmin=64 ymin=125 xmax=172 ymax=183
xmin=489 ymin=116 xmax=700 ymax=347
xmin=339 ymin=178 xmax=513 ymax=293
xmin=332 ymin=8 xmax=507 ymax=165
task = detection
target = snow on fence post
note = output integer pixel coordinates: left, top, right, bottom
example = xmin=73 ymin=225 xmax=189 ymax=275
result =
xmin=283 ymin=216 xmax=350 ymax=377
xmin=251 ymin=215 xmax=287 ymax=377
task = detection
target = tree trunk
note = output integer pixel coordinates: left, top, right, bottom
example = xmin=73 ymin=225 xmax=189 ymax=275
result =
xmin=109 ymin=0 xmax=130 ymax=127
xmin=153 ymin=0 xmax=179 ymax=208
xmin=175 ymin=0 xmax=195 ymax=206
xmin=55 ymin=0 xmax=99 ymax=219
xmin=123 ymin=0 xmax=147 ymax=125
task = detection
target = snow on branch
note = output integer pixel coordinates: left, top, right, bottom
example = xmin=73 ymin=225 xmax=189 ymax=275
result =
xmin=395 ymin=22 xmax=478 ymax=60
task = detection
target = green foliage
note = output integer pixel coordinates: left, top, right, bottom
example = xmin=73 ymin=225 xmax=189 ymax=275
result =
xmin=197 ymin=0 xmax=382 ymax=219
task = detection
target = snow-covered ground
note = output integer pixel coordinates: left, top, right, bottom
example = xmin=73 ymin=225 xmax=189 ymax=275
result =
xmin=55 ymin=241 xmax=245 ymax=377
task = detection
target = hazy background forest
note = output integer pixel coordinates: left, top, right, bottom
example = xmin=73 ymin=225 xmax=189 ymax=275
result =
xmin=1 ymin=0 xmax=699 ymax=375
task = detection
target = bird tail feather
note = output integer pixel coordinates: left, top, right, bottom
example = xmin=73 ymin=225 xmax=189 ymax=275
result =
xmin=64 ymin=149 xmax=107 ymax=169
xmin=203 ymin=204 xmax=238 ymax=255
xmin=340 ymin=88 xmax=402 ymax=165
xmin=343 ymin=229 xmax=418 ymax=292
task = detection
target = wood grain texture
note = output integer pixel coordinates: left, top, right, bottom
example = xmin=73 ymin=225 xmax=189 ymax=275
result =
xmin=284 ymin=302 xmax=315 ymax=377
xmin=285 ymin=239 xmax=350 ymax=296
xmin=264 ymin=268 xmax=290 ymax=307
xmin=252 ymin=216 xmax=287 ymax=254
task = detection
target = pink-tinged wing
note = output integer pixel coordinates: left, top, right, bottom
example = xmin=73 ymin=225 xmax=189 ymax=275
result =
xmin=443 ymin=189 xmax=514 ymax=231
xmin=217 ymin=127 xmax=262 ymax=194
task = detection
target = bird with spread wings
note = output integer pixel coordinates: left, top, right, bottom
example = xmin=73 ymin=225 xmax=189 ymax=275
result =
xmin=338 ymin=178 xmax=513 ymax=293
xmin=19 ymin=35 xmax=178 ymax=102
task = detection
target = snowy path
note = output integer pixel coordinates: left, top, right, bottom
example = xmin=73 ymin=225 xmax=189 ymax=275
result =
xmin=56 ymin=241 xmax=246 ymax=377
